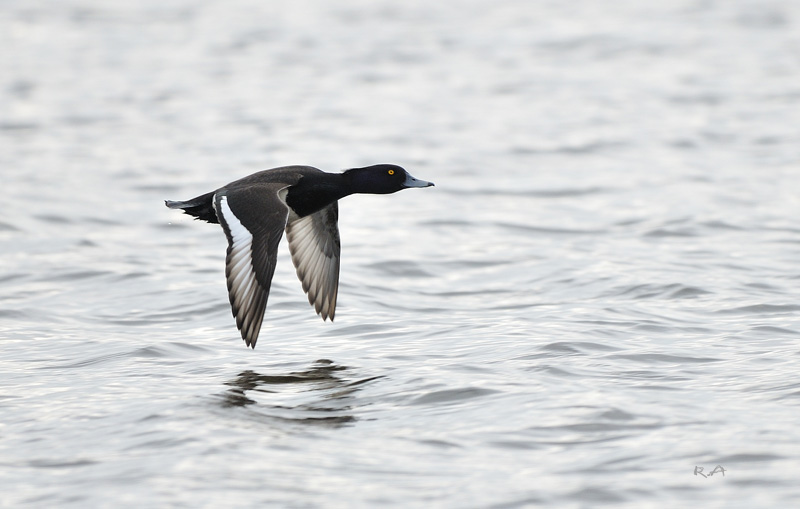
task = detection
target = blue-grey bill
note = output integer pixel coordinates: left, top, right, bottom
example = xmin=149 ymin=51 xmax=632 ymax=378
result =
xmin=404 ymin=173 xmax=435 ymax=188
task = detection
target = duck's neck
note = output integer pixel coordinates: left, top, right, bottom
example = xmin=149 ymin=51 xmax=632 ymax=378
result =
xmin=284 ymin=172 xmax=352 ymax=218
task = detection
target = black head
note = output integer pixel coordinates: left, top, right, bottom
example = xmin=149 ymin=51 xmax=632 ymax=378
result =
xmin=345 ymin=164 xmax=435 ymax=195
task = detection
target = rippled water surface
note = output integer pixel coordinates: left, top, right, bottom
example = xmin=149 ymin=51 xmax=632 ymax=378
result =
xmin=3 ymin=0 xmax=800 ymax=507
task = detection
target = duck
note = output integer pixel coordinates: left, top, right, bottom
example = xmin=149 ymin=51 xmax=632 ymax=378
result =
xmin=165 ymin=164 xmax=434 ymax=348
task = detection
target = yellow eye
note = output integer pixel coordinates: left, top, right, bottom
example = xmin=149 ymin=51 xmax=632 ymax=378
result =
xmin=388 ymin=169 xmax=394 ymax=175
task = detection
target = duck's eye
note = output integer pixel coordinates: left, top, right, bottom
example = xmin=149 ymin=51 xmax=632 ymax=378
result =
xmin=387 ymin=169 xmax=395 ymax=175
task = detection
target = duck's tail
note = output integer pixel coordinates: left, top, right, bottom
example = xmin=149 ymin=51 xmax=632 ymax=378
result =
xmin=165 ymin=191 xmax=219 ymax=224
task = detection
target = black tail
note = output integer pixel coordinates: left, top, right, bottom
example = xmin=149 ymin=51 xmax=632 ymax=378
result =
xmin=165 ymin=191 xmax=219 ymax=224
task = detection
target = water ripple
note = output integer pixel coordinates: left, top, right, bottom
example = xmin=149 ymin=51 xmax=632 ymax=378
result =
xmin=410 ymin=387 xmax=499 ymax=406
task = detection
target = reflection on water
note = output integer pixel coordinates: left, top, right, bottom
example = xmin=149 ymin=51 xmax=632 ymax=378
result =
xmin=219 ymin=360 xmax=383 ymax=426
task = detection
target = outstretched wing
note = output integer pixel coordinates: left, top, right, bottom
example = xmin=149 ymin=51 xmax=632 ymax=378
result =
xmin=214 ymin=184 xmax=289 ymax=348
xmin=285 ymin=202 xmax=341 ymax=321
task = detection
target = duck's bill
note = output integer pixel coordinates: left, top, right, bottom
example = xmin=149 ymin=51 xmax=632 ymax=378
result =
xmin=403 ymin=173 xmax=435 ymax=188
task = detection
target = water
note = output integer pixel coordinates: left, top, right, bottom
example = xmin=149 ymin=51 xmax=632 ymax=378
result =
xmin=2 ymin=0 xmax=800 ymax=506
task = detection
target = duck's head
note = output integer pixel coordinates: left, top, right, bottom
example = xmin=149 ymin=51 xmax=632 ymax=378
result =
xmin=346 ymin=164 xmax=435 ymax=194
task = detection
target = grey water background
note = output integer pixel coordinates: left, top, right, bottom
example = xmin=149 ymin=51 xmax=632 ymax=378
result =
xmin=2 ymin=0 xmax=800 ymax=507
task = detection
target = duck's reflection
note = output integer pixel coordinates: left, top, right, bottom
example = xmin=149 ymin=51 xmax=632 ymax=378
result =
xmin=219 ymin=359 xmax=382 ymax=426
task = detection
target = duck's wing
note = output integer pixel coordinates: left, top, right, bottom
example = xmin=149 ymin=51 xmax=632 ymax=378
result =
xmin=213 ymin=184 xmax=290 ymax=348
xmin=285 ymin=202 xmax=341 ymax=321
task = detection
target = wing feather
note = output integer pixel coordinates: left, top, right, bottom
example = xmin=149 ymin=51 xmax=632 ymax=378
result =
xmin=285 ymin=202 xmax=341 ymax=321
xmin=214 ymin=185 xmax=289 ymax=348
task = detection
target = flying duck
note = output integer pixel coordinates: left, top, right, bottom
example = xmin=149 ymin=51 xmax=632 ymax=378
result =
xmin=165 ymin=164 xmax=434 ymax=348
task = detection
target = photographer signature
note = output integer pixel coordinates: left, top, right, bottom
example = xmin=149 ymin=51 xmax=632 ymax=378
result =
xmin=694 ymin=465 xmax=726 ymax=478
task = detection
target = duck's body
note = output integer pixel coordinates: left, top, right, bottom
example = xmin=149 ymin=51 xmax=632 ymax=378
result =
xmin=166 ymin=164 xmax=433 ymax=348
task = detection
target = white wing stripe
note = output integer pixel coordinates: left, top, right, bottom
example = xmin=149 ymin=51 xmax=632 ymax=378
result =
xmin=217 ymin=194 xmax=263 ymax=335
xmin=219 ymin=195 xmax=251 ymax=247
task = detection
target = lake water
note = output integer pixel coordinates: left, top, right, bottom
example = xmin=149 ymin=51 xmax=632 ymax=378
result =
xmin=2 ymin=0 xmax=800 ymax=507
